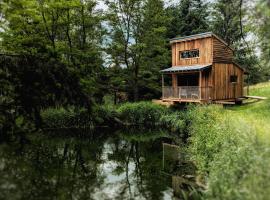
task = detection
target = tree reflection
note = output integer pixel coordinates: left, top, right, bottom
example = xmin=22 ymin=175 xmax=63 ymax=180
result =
xmin=0 ymin=128 xmax=179 ymax=200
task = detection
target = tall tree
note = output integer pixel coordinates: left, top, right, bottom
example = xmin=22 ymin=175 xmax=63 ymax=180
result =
xmin=255 ymin=0 xmax=270 ymax=82
xmin=166 ymin=0 xmax=209 ymax=39
xmin=212 ymin=0 xmax=266 ymax=83
xmin=138 ymin=0 xmax=169 ymax=99
xmin=211 ymin=0 xmax=242 ymax=46
xmin=105 ymin=0 xmax=169 ymax=101
xmin=0 ymin=0 xmax=105 ymax=130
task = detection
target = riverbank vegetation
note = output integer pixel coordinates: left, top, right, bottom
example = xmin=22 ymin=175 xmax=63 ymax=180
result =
xmin=1 ymin=0 xmax=270 ymax=199
xmin=188 ymin=82 xmax=270 ymax=200
xmin=39 ymin=82 xmax=270 ymax=200
xmin=1 ymin=0 xmax=270 ymax=136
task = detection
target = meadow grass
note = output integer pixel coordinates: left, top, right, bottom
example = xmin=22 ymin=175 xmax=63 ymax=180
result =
xmin=187 ymin=82 xmax=270 ymax=200
xmin=227 ymin=82 xmax=270 ymax=142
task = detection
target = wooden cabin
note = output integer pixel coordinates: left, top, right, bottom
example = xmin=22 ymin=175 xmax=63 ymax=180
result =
xmin=161 ymin=32 xmax=246 ymax=103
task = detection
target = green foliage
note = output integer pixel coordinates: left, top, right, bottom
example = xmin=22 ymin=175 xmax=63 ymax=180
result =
xmin=211 ymin=0 xmax=242 ymax=46
xmin=255 ymin=1 xmax=270 ymax=82
xmin=92 ymin=105 xmax=118 ymax=126
xmin=117 ymin=101 xmax=168 ymax=125
xmin=159 ymin=112 xmax=186 ymax=134
xmin=41 ymin=107 xmax=94 ymax=129
xmin=0 ymin=0 xmax=105 ymax=132
xmin=187 ymin=105 xmax=225 ymax=173
xmin=41 ymin=105 xmax=119 ymax=129
xmin=166 ymin=0 xmax=210 ymax=38
xmin=187 ymin=105 xmax=270 ymax=200
xmin=211 ymin=0 xmax=267 ymax=84
xmin=106 ymin=0 xmax=169 ymax=101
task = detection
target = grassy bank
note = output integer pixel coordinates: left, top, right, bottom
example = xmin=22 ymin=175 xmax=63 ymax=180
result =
xmin=229 ymin=82 xmax=270 ymax=142
xmin=187 ymin=82 xmax=270 ymax=200
xmin=40 ymin=102 xmax=187 ymax=136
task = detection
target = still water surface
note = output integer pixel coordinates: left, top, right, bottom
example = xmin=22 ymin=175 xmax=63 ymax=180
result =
xmin=0 ymin=129 xmax=197 ymax=200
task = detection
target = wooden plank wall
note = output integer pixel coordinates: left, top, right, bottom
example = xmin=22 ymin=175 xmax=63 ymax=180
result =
xmin=172 ymin=37 xmax=213 ymax=66
xmin=213 ymin=38 xmax=234 ymax=63
xmin=213 ymin=63 xmax=244 ymax=100
xmin=201 ymin=69 xmax=212 ymax=100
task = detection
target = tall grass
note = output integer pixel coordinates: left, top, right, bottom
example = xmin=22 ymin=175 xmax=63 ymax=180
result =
xmin=41 ymin=102 xmax=189 ymax=136
xmin=117 ymin=101 xmax=168 ymax=126
xmin=187 ymin=105 xmax=270 ymax=200
xmin=41 ymin=106 xmax=117 ymax=129
xmin=41 ymin=107 xmax=94 ymax=129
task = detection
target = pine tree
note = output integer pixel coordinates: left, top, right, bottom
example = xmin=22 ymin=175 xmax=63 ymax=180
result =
xmin=166 ymin=0 xmax=209 ymax=39
xmin=138 ymin=0 xmax=170 ymax=99
xmin=211 ymin=0 xmax=242 ymax=46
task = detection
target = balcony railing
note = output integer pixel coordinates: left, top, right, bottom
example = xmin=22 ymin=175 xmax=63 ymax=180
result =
xmin=162 ymin=86 xmax=212 ymax=101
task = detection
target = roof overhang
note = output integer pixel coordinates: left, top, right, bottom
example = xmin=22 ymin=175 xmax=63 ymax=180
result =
xmin=161 ymin=64 xmax=212 ymax=74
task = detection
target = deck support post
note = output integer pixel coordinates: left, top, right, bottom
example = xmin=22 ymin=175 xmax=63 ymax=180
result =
xmin=172 ymin=74 xmax=178 ymax=98
xmin=199 ymin=71 xmax=202 ymax=100
xmin=162 ymin=74 xmax=164 ymax=99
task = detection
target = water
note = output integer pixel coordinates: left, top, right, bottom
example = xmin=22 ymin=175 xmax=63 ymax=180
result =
xmin=0 ymin=129 xmax=198 ymax=200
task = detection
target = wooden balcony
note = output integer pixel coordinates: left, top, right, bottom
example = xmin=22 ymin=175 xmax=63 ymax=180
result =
xmin=162 ymin=86 xmax=212 ymax=103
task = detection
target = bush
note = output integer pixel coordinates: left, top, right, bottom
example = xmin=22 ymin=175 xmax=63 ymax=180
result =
xmin=117 ymin=101 xmax=168 ymax=126
xmin=159 ymin=112 xmax=186 ymax=134
xmin=41 ymin=107 xmax=94 ymax=129
xmin=187 ymin=105 xmax=270 ymax=200
xmin=92 ymin=105 xmax=119 ymax=126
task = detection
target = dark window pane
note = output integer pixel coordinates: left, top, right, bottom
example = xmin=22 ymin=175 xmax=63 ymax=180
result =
xmin=230 ymin=75 xmax=238 ymax=83
xmin=180 ymin=49 xmax=199 ymax=59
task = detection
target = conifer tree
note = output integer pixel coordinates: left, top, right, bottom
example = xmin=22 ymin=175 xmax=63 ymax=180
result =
xmin=166 ymin=0 xmax=209 ymax=39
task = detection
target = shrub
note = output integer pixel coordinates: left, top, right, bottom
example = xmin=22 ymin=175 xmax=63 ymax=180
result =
xmin=41 ymin=107 xmax=94 ymax=129
xmin=92 ymin=105 xmax=118 ymax=126
xmin=159 ymin=112 xmax=186 ymax=134
xmin=117 ymin=101 xmax=168 ymax=126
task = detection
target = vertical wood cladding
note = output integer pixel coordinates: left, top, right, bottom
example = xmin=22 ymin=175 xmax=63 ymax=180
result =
xmin=168 ymin=34 xmax=244 ymax=101
xmin=172 ymin=37 xmax=213 ymax=66
xmin=213 ymin=63 xmax=244 ymax=100
xmin=171 ymin=36 xmax=234 ymax=66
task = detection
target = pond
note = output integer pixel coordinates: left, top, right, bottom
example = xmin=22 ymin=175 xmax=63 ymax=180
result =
xmin=0 ymin=129 xmax=199 ymax=200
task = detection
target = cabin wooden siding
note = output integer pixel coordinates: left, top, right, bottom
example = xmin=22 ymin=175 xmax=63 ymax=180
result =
xmin=166 ymin=33 xmax=245 ymax=102
xmin=213 ymin=38 xmax=234 ymax=63
xmin=171 ymin=37 xmax=234 ymax=67
xmin=212 ymin=63 xmax=244 ymax=100
xmin=172 ymin=37 xmax=213 ymax=66
xmin=201 ymin=69 xmax=213 ymax=100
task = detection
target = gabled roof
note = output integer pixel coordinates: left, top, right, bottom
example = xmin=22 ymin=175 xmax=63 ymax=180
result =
xmin=170 ymin=32 xmax=233 ymax=51
xmin=161 ymin=64 xmax=212 ymax=73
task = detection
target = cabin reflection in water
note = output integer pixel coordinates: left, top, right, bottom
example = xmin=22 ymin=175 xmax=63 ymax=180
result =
xmin=162 ymin=143 xmax=200 ymax=199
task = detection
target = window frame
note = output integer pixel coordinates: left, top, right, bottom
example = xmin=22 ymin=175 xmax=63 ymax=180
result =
xmin=179 ymin=49 xmax=200 ymax=60
xmin=230 ymin=75 xmax=238 ymax=83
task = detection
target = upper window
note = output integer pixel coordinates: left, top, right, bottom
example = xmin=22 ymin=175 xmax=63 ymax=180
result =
xmin=180 ymin=49 xmax=200 ymax=59
xmin=230 ymin=75 xmax=238 ymax=83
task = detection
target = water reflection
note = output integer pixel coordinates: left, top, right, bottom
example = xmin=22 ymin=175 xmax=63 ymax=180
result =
xmin=0 ymin=129 xmax=198 ymax=200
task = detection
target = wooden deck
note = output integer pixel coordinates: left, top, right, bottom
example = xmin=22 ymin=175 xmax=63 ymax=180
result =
xmin=162 ymin=98 xmax=201 ymax=103
xmin=162 ymin=86 xmax=212 ymax=103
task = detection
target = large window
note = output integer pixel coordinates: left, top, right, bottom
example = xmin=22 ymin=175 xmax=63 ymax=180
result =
xmin=180 ymin=49 xmax=200 ymax=59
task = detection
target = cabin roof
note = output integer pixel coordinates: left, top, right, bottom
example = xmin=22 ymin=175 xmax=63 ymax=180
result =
xmin=170 ymin=32 xmax=233 ymax=51
xmin=161 ymin=64 xmax=212 ymax=73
